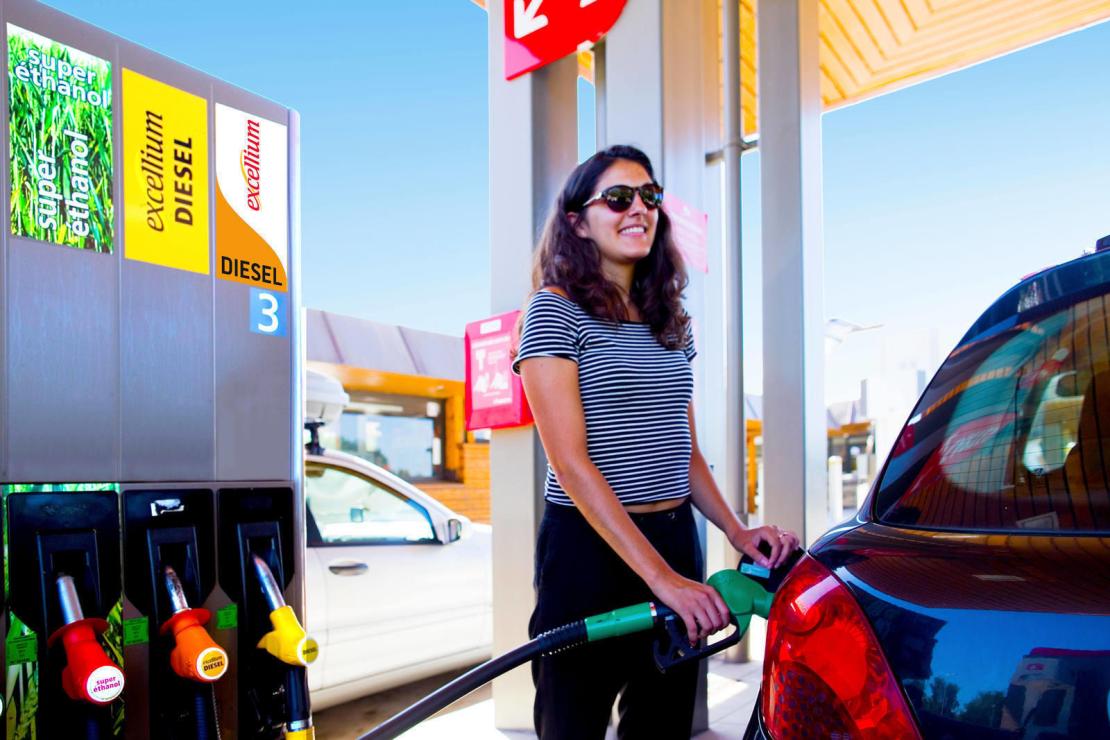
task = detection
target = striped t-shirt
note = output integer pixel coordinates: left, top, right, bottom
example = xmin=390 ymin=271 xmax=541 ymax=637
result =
xmin=512 ymin=290 xmax=696 ymax=507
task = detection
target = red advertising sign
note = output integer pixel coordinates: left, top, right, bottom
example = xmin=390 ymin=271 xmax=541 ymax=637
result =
xmin=504 ymin=0 xmax=627 ymax=80
xmin=663 ymin=192 xmax=709 ymax=274
xmin=465 ymin=310 xmax=534 ymax=430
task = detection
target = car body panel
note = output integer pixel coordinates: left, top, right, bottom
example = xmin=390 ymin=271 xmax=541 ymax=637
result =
xmin=303 ymin=449 xmax=492 ymax=710
xmin=813 ymin=526 xmax=1110 ymax=737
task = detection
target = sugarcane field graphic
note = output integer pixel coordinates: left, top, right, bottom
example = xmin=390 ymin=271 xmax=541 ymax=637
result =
xmin=8 ymin=24 xmax=113 ymax=252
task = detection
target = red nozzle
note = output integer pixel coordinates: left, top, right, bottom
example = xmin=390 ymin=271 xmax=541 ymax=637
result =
xmin=48 ymin=619 xmax=125 ymax=704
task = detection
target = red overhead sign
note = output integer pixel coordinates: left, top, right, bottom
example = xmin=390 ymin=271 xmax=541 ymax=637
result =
xmin=504 ymin=0 xmax=627 ymax=80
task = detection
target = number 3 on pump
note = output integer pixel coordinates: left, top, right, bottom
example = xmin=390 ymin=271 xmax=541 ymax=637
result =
xmin=250 ymin=288 xmax=287 ymax=337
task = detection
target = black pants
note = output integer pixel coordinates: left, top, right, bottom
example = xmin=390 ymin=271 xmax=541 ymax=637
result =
xmin=529 ymin=500 xmax=703 ymax=740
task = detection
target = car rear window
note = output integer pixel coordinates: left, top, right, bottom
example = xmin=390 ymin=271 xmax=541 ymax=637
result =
xmin=876 ymin=286 xmax=1110 ymax=533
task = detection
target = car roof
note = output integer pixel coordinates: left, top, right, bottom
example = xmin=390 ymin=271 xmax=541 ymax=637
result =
xmin=958 ymin=249 xmax=1110 ymax=348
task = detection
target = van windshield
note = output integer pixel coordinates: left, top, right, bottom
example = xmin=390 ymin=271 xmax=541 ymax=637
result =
xmin=875 ymin=288 xmax=1110 ymax=533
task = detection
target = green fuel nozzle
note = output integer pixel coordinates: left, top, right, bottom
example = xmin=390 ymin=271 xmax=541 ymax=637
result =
xmin=579 ymin=568 xmax=773 ymax=672
xmin=651 ymin=569 xmax=774 ymax=671
xmin=708 ymin=568 xmax=774 ymax=627
xmin=582 ymin=568 xmax=772 ymax=643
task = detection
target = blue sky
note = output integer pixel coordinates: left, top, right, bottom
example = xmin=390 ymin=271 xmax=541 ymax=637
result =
xmin=43 ymin=2 xmax=1110 ymax=400
xmin=44 ymin=0 xmax=491 ymax=337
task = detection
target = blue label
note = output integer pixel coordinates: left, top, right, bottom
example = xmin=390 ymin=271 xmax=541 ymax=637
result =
xmin=740 ymin=562 xmax=771 ymax=579
xmin=250 ymin=288 xmax=287 ymax=337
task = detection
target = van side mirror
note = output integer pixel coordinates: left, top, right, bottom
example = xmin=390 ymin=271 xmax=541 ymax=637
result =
xmin=445 ymin=519 xmax=463 ymax=543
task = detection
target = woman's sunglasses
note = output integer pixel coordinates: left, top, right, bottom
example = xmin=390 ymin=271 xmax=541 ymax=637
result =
xmin=582 ymin=183 xmax=664 ymax=213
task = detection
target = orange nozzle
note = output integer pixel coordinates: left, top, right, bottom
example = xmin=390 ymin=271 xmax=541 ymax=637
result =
xmin=161 ymin=608 xmax=228 ymax=682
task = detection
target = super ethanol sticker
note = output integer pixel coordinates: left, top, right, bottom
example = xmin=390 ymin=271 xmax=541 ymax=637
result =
xmin=8 ymin=25 xmax=113 ymax=252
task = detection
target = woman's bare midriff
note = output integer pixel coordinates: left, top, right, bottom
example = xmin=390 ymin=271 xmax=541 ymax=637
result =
xmin=623 ymin=496 xmax=688 ymax=514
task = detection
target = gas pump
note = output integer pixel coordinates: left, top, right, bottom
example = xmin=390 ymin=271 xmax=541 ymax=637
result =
xmin=219 ymin=487 xmax=316 ymax=739
xmin=0 ymin=0 xmax=306 ymax=737
xmin=122 ymin=488 xmax=227 ymax=739
xmin=4 ymin=488 xmax=126 ymax=737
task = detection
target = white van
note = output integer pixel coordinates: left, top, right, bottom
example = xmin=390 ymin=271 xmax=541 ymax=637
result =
xmin=303 ymin=371 xmax=492 ymax=710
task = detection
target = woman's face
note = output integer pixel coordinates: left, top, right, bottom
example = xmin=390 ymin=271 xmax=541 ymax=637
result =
xmin=573 ymin=159 xmax=658 ymax=270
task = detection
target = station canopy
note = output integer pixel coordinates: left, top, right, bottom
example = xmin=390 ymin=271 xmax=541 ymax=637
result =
xmin=738 ymin=0 xmax=1110 ymax=137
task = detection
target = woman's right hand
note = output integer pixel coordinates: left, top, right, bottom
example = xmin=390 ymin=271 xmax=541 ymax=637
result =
xmin=649 ymin=569 xmax=732 ymax=647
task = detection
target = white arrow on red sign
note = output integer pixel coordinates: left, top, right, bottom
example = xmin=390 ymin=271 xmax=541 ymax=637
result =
xmin=514 ymin=0 xmax=549 ymax=39
xmin=504 ymin=0 xmax=627 ymax=80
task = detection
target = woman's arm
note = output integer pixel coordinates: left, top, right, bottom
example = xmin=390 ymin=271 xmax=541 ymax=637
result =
xmin=520 ymin=356 xmax=730 ymax=643
xmin=686 ymin=403 xmax=799 ymax=568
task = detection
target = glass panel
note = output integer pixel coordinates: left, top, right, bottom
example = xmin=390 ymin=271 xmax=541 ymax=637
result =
xmin=319 ymin=390 xmax=444 ymax=480
xmin=305 ymin=463 xmax=435 ymax=544
xmin=877 ymin=292 xmax=1110 ymax=532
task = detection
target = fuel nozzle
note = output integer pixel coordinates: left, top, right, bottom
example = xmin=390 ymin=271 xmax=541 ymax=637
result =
xmin=252 ymin=554 xmax=318 ymax=667
xmin=650 ymin=569 xmax=774 ymax=673
xmin=159 ymin=565 xmax=228 ymax=682
xmin=47 ymin=574 xmax=125 ymax=705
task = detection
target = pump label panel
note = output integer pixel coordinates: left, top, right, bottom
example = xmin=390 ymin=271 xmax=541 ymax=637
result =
xmin=122 ymin=616 xmax=149 ymax=645
xmin=5 ymin=633 xmax=36 ymax=665
xmin=214 ymin=104 xmax=287 ymax=290
xmin=215 ymin=603 xmax=238 ymax=630
xmin=8 ymin=25 xmax=114 ymax=252
xmin=122 ymin=69 xmax=209 ymax=273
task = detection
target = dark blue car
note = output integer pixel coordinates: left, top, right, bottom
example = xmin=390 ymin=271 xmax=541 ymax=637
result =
xmin=745 ymin=248 xmax=1110 ymax=739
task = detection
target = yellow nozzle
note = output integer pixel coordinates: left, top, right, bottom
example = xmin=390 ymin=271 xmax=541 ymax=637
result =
xmin=284 ymin=729 xmax=315 ymax=740
xmin=257 ymin=605 xmax=319 ymax=667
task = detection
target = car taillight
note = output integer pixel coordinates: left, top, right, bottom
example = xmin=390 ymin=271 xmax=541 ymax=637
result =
xmin=762 ymin=555 xmax=920 ymax=739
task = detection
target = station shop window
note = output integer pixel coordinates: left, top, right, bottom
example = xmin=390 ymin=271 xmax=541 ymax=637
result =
xmin=318 ymin=392 xmax=446 ymax=482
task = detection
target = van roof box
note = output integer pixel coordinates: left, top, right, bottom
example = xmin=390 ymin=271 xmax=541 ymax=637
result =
xmin=305 ymin=369 xmax=349 ymax=425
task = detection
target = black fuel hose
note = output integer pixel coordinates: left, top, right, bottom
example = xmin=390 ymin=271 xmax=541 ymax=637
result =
xmin=358 ymin=620 xmax=588 ymax=740
xmin=357 ymin=564 xmax=781 ymax=739
xmin=192 ymin=684 xmax=214 ymax=740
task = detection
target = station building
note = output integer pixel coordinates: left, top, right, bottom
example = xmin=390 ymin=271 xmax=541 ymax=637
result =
xmin=305 ymin=308 xmax=491 ymax=522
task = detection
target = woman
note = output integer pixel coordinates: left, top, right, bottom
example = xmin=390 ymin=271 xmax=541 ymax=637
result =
xmin=513 ymin=145 xmax=799 ymax=739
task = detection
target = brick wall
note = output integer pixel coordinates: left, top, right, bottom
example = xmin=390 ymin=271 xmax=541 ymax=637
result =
xmin=422 ymin=442 xmax=490 ymax=523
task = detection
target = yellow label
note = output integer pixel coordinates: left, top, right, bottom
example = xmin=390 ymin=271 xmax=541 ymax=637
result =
xmin=122 ymin=69 xmax=209 ymax=274
xmin=198 ymin=647 xmax=228 ymax=680
xmin=298 ymin=637 xmax=319 ymax=665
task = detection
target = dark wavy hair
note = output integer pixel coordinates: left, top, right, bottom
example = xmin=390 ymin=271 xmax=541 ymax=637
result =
xmin=531 ymin=145 xmax=690 ymax=350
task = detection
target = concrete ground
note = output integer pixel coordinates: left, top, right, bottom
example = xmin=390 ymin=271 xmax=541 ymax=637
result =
xmin=315 ymin=657 xmax=760 ymax=739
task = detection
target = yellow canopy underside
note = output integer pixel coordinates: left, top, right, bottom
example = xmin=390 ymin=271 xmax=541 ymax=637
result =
xmin=739 ymin=0 xmax=1110 ymax=137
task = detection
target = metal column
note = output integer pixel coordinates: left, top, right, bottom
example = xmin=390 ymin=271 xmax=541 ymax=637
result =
xmin=487 ymin=0 xmax=578 ymax=729
xmin=757 ymin=0 xmax=828 ymax=545
xmin=602 ymin=0 xmax=723 ymax=730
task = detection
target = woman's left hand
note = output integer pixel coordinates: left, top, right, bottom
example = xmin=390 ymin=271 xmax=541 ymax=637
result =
xmin=729 ymin=525 xmax=800 ymax=569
